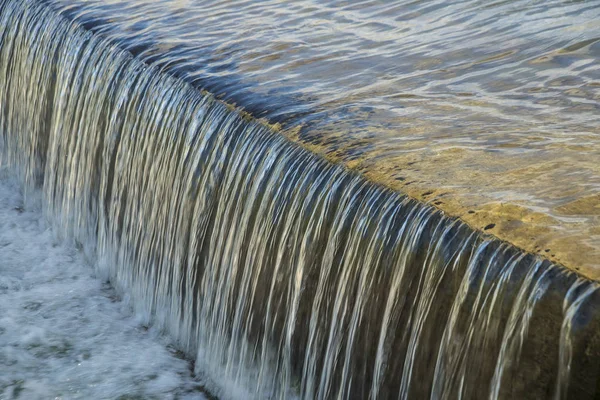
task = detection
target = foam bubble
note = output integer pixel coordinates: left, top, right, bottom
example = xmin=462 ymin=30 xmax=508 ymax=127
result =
xmin=0 ymin=177 xmax=207 ymax=399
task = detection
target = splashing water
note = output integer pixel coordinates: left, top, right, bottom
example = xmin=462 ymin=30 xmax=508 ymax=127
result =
xmin=0 ymin=0 xmax=599 ymax=399
xmin=0 ymin=174 xmax=205 ymax=399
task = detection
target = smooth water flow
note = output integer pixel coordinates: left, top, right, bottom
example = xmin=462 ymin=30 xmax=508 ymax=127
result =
xmin=0 ymin=0 xmax=599 ymax=399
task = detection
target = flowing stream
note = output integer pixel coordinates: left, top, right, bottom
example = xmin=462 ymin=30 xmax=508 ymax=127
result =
xmin=0 ymin=0 xmax=599 ymax=399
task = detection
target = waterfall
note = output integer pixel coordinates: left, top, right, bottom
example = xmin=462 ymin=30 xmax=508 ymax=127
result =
xmin=1 ymin=0 xmax=599 ymax=398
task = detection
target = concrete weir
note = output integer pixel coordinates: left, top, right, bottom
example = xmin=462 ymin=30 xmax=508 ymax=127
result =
xmin=0 ymin=0 xmax=599 ymax=398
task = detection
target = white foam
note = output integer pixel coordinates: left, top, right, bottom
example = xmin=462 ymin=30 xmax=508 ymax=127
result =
xmin=0 ymin=177 xmax=208 ymax=399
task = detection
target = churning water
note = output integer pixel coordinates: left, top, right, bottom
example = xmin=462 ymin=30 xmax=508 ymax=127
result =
xmin=0 ymin=0 xmax=600 ymax=399
xmin=0 ymin=175 xmax=205 ymax=399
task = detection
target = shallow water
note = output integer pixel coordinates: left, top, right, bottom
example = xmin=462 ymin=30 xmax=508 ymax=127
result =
xmin=43 ymin=0 xmax=600 ymax=274
xmin=0 ymin=176 xmax=206 ymax=400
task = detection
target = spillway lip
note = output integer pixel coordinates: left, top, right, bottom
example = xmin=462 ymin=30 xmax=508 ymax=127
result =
xmin=32 ymin=0 xmax=599 ymax=284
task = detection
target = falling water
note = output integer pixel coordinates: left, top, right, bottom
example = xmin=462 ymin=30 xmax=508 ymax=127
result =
xmin=0 ymin=0 xmax=599 ymax=399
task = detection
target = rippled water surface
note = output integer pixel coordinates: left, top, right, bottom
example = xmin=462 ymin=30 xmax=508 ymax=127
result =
xmin=44 ymin=0 xmax=600 ymax=273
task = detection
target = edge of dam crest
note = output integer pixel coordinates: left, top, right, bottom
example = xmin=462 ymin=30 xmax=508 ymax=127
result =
xmin=30 ymin=0 xmax=596 ymax=285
